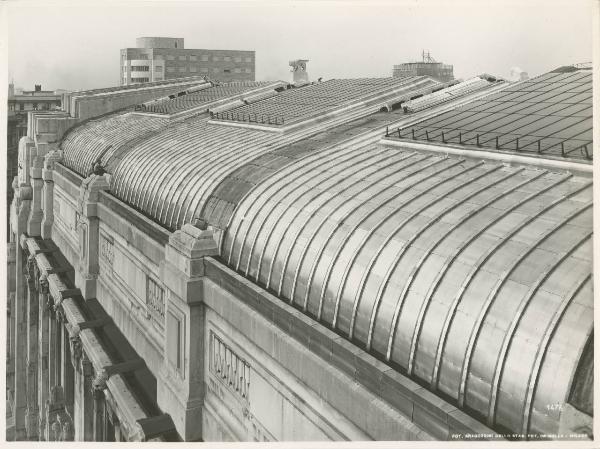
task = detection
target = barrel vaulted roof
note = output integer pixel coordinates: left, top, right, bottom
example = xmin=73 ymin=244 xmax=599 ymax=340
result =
xmin=220 ymin=139 xmax=592 ymax=436
xmin=57 ymin=69 xmax=592 ymax=437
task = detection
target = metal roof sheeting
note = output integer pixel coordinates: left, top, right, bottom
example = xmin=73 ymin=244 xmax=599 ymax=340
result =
xmin=57 ymin=69 xmax=593 ymax=437
xmin=222 ymin=140 xmax=592 ymax=436
xmin=61 ymin=77 xmax=444 ymax=230
xmin=391 ymin=69 xmax=593 ymax=161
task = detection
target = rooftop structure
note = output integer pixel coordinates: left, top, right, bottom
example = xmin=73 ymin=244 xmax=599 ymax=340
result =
xmin=289 ymin=59 xmax=309 ymax=85
xmin=8 ymin=65 xmax=592 ymax=442
xmin=393 ymin=51 xmax=454 ymax=83
xmin=120 ymin=37 xmax=255 ymax=86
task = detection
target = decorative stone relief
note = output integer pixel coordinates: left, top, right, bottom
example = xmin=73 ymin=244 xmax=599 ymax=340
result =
xmin=100 ymin=234 xmax=115 ymax=266
xmin=54 ymin=304 xmax=65 ymax=324
xmin=92 ymin=370 xmax=109 ymax=394
xmin=25 ymin=254 xmax=36 ymax=284
xmin=69 ymin=334 xmax=83 ymax=369
xmin=25 ymin=407 xmax=39 ymax=439
xmin=39 ymin=274 xmax=49 ymax=295
xmin=210 ymin=331 xmax=250 ymax=402
xmin=45 ymin=386 xmax=67 ymax=442
xmin=43 ymin=149 xmax=63 ymax=171
xmin=146 ymin=276 xmax=165 ymax=325
xmin=58 ymin=415 xmax=74 ymax=441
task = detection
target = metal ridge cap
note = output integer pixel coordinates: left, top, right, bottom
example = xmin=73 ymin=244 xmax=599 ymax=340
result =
xmin=381 ymin=138 xmax=593 ymax=175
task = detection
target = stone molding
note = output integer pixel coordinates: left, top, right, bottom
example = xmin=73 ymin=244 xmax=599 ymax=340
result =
xmin=43 ymin=149 xmax=63 ymax=173
xmin=77 ymin=174 xmax=110 ymax=217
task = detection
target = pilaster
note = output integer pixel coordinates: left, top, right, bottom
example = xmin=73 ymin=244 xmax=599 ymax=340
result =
xmin=27 ymin=155 xmax=44 ymax=237
xmin=75 ymin=174 xmax=110 ymax=299
xmin=47 ymin=295 xmax=57 ymax=400
xmin=80 ymin=353 xmax=95 ymax=441
xmin=38 ymin=275 xmax=50 ymax=441
xmin=25 ymin=269 xmax=40 ymax=440
xmin=62 ymin=330 xmax=75 ymax=418
xmin=157 ymin=222 xmax=219 ymax=441
xmin=12 ymin=139 xmax=35 ymax=440
xmin=92 ymin=372 xmax=108 ymax=441
xmin=13 ymin=239 xmax=30 ymax=440
xmin=41 ymin=149 xmax=63 ymax=239
xmin=44 ymin=385 xmax=73 ymax=441
xmin=7 ymin=242 xmax=17 ymax=384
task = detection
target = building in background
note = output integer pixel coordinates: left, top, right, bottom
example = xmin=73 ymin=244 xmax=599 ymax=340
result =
xmin=7 ymin=84 xmax=62 ymax=217
xmin=393 ymin=51 xmax=454 ymax=82
xmin=120 ymin=37 xmax=255 ymax=85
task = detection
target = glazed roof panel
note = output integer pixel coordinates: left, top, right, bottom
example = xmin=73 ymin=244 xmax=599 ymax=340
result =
xmin=387 ymin=68 xmax=593 ymax=161
xmin=135 ymin=81 xmax=277 ymax=115
xmin=62 ymin=77 xmax=450 ymax=230
xmin=211 ymin=77 xmax=440 ymax=126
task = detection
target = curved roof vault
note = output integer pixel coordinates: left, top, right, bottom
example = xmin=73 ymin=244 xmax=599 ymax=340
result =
xmin=60 ymin=76 xmax=449 ymax=230
xmin=58 ymin=71 xmax=593 ymax=437
xmin=218 ymin=137 xmax=592 ymax=436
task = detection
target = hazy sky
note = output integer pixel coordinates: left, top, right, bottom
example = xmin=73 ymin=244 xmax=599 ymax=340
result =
xmin=4 ymin=0 xmax=593 ymax=91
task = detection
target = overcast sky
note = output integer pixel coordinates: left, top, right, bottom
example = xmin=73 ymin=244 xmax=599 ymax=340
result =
xmin=4 ymin=0 xmax=593 ymax=91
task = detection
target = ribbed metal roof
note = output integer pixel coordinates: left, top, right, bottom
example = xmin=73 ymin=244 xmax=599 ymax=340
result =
xmin=62 ymin=112 xmax=170 ymax=176
xmin=57 ymin=71 xmax=593 ymax=437
xmin=391 ymin=68 xmax=593 ymax=161
xmin=61 ymin=77 xmax=446 ymax=230
xmin=221 ymin=140 xmax=592 ymax=436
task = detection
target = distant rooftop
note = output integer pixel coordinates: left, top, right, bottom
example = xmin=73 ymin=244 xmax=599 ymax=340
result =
xmin=135 ymin=37 xmax=184 ymax=49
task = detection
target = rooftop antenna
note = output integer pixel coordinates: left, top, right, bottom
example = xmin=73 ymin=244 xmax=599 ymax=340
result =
xmin=422 ymin=50 xmax=437 ymax=63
